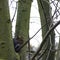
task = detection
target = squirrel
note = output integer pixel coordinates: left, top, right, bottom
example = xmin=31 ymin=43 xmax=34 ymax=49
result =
xmin=13 ymin=36 xmax=24 ymax=53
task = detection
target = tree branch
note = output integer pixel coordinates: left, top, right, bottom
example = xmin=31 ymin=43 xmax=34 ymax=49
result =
xmin=31 ymin=20 xmax=60 ymax=60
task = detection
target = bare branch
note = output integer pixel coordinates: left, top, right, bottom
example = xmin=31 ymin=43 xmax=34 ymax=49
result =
xmin=11 ymin=2 xmax=18 ymax=22
xmin=31 ymin=20 xmax=60 ymax=60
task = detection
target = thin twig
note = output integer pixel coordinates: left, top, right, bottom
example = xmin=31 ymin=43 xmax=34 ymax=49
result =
xmin=19 ymin=21 xmax=50 ymax=50
xmin=11 ymin=2 xmax=18 ymax=22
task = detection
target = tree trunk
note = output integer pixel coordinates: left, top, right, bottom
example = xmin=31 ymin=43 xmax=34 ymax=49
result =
xmin=15 ymin=0 xmax=32 ymax=60
xmin=0 ymin=0 xmax=16 ymax=60
xmin=37 ymin=0 xmax=55 ymax=60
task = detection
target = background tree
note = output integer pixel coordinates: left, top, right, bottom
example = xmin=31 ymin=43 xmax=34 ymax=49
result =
xmin=37 ymin=0 xmax=55 ymax=60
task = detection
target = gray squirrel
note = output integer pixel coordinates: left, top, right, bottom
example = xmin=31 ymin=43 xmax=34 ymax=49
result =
xmin=13 ymin=36 xmax=24 ymax=52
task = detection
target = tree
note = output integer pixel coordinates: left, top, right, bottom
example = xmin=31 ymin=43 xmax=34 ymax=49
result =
xmin=37 ymin=0 xmax=55 ymax=60
xmin=0 ymin=0 xmax=16 ymax=60
xmin=15 ymin=0 xmax=32 ymax=60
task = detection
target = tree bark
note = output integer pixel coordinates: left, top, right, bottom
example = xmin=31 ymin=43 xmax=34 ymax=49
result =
xmin=37 ymin=0 xmax=55 ymax=60
xmin=15 ymin=0 xmax=32 ymax=60
xmin=0 ymin=0 xmax=16 ymax=60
